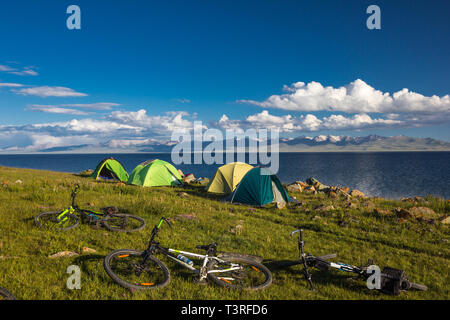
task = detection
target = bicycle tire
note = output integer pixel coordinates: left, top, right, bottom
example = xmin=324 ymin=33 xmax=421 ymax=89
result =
xmin=104 ymin=249 xmax=170 ymax=290
xmin=34 ymin=211 xmax=79 ymax=231
xmin=0 ymin=288 xmax=16 ymax=300
xmin=102 ymin=213 xmax=146 ymax=233
xmin=207 ymin=256 xmax=272 ymax=290
xmin=409 ymin=282 xmax=428 ymax=291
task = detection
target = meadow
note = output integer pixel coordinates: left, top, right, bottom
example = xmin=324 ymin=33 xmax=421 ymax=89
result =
xmin=0 ymin=166 xmax=448 ymax=300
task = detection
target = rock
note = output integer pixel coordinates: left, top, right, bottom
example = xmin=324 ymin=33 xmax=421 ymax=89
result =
xmin=304 ymin=185 xmax=317 ymax=194
xmin=401 ymin=197 xmax=414 ymax=202
xmin=48 ymin=251 xmax=79 ymax=259
xmin=82 ymin=247 xmax=97 ymax=254
xmin=373 ymin=208 xmax=391 ymax=216
xmin=286 ymin=183 xmax=303 ymax=193
xmin=182 ymin=173 xmax=195 ymax=183
xmin=409 ymin=207 xmax=438 ymax=220
xmin=329 ymin=191 xmax=337 ymax=198
xmin=229 ymin=224 xmax=243 ymax=235
xmin=350 ymin=189 xmax=366 ymax=198
xmin=414 ymin=196 xmax=424 ymax=202
xmin=314 ymin=204 xmax=335 ymax=212
xmin=87 ymin=202 xmax=95 ymax=207
xmin=14 ymin=180 xmax=22 ymax=184
xmin=295 ymin=181 xmax=308 ymax=188
xmin=396 ymin=218 xmax=408 ymax=224
xmin=177 ymin=192 xmax=189 ymax=198
xmin=312 ymin=215 xmax=322 ymax=222
xmin=341 ymin=187 xmax=350 ymax=193
xmin=441 ymin=216 xmax=450 ymax=224
xmin=174 ymin=213 xmax=197 ymax=221
xmin=394 ymin=207 xmax=413 ymax=219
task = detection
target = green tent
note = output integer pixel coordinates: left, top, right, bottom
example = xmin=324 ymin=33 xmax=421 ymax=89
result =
xmin=127 ymin=159 xmax=183 ymax=187
xmin=228 ymin=167 xmax=290 ymax=206
xmin=91 ymin=157 xmax=129 ymax=182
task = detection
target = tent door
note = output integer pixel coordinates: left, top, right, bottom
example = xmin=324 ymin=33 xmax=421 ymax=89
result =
xmin=272 ymin=181 xmax=286 ymax=205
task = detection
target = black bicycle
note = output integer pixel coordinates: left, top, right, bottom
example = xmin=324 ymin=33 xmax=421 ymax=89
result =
xmin=34 ymin=184 xmax=145 ymax=232
xmin=287 ymin=229 xmax=428 ymax=295
xmin=0 ymin=288 xmax=16 ymax=300
xmin=104 ymin=217 xmax=273 ymax=291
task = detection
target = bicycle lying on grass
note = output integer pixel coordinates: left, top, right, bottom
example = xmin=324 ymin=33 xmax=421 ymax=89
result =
xmin=0 ymin=288 xmax=16 ymax=300
xmin=104 ymin=217 xmax=273 ymax=291
xmin=34 ymin=184 xmax=145 ymax=232
xmin=287 ymin=229 xmax=428 ymax=295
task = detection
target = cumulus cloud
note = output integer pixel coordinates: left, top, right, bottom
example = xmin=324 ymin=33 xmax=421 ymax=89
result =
xmin=214 ymin=110 xmax=403 ymax=132
xmin=0 ymin=109 xmax=201 ymax=151
xmin=13 ymin=86 xmax=87 ymax=97
xmin=238 ymin=79 xmax=450 ymax=114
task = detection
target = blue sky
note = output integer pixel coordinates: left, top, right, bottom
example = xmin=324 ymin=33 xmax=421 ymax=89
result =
xmin=0 ymin=0 xmax=449 ymax=151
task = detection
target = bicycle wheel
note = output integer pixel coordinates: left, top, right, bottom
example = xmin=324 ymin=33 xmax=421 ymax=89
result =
xmin=0 ymin=288 xmax=16 ymax=300
xmin=207 ymin=256 xmax=272 ymax=290
xmin=104 ymin=249 xmax=170 ymax=290
xmin=34 ymin=211 xmax=79 ymax=231
xmin=102 ymin=214 xmax=146 ymax=233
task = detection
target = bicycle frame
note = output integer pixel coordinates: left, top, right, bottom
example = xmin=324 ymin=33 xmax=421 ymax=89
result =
xmin=54 ymin=185 xmax=105 ymax=225
xmin=144 ymin=217 xmax=243 ymax=281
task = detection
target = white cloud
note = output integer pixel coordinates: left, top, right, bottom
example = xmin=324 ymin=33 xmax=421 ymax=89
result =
xmin=238 ymin=79 xmax=450 ymax=114
xmin=0 ymin=64 xmax=38 ymax=76
xmin=61 ymin=102 xmax=120 ymax=110
xmin=13 ymin=86 xmax=87 ymax=97
xmin=0 ymin=82 xmax=24 ymax=87
xmin=214 ymin=110 xmax=403 ymax=132
xmin=28 ymin=105 xmax=90 ymax=116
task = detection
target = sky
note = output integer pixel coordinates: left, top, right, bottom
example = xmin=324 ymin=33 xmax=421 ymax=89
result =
xmin=0 ymin=0 xmax=449 ymax=152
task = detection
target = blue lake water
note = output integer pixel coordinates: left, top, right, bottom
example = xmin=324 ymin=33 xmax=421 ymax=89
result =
xmin=0 ymin=152 xmax=448 ymax=199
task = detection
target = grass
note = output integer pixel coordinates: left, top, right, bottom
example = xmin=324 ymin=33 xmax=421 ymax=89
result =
xmin=0 ymin=165 xmax=448 ymax=300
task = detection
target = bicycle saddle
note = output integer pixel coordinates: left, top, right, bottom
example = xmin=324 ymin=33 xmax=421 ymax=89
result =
xmin=196 ymin=242 xmax=218 ymax=251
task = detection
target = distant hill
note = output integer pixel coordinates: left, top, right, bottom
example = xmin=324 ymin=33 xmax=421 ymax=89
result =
xmin=278 ymin=135 xmax=450 ymax=152
xmin=2 ymin=135 xmax=449 ymax=154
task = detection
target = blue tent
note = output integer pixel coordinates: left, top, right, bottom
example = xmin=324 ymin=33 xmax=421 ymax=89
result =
xmin=228 ymin=167 xmax=290 ymax=206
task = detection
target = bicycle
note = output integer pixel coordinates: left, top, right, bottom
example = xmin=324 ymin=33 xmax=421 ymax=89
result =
xmin=287 ymin=229 xmax=428 ymax=295
xmin=34 ymin=184 xmax=145 ymax=232
xmin=0 ymin=288 xmax=16 ymax=300
xmin=104 ymin=217 xmax=273 ymax=291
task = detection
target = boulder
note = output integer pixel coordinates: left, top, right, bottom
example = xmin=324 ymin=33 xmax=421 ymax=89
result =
xmin=81 ymin=247 xmax=97 ymax=254
xmin=48 ymin=251 xmax=79 ymax=259
xmin=394 ymin=207 xmax=413 ymax=219
xmin=304 ymin=185 xmax=317 ymax=194
xmin=183 ymin=173 xmax=195 ymax=183
xmin=350 ymin=189 xmax=366 ymax=198
xmin=295 ymin=181 xmax=308 ymax=188
xmin=409 ymin=207 xmax=438 ymax=220
xmin=286 ymin=183 xmax=303 ymax=193
xmin=441 ymin=216 xmax=450 ymax=224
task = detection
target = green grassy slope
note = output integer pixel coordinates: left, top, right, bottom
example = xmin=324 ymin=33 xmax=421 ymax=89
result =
xmin=0 ymin=166 xmax=448 ymax=300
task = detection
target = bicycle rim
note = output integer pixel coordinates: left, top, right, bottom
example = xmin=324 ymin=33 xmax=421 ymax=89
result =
xmin=207 ymin=257 xmax=272 ymax=290
xmin=35 ymin=211 xmax=79 ymax=231
xmin=104 ymin=249 xmax=170 ymax=290
xmin=102 ymin=214 xmax=145 ymax=232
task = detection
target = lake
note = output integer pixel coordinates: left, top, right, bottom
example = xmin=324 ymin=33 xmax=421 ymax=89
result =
xmin=0 ymin=152 xmax=448 ymax=199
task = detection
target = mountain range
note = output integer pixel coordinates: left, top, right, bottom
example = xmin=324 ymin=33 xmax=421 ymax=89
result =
xmin=16 ymin=134 xmax=450 ymax=153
